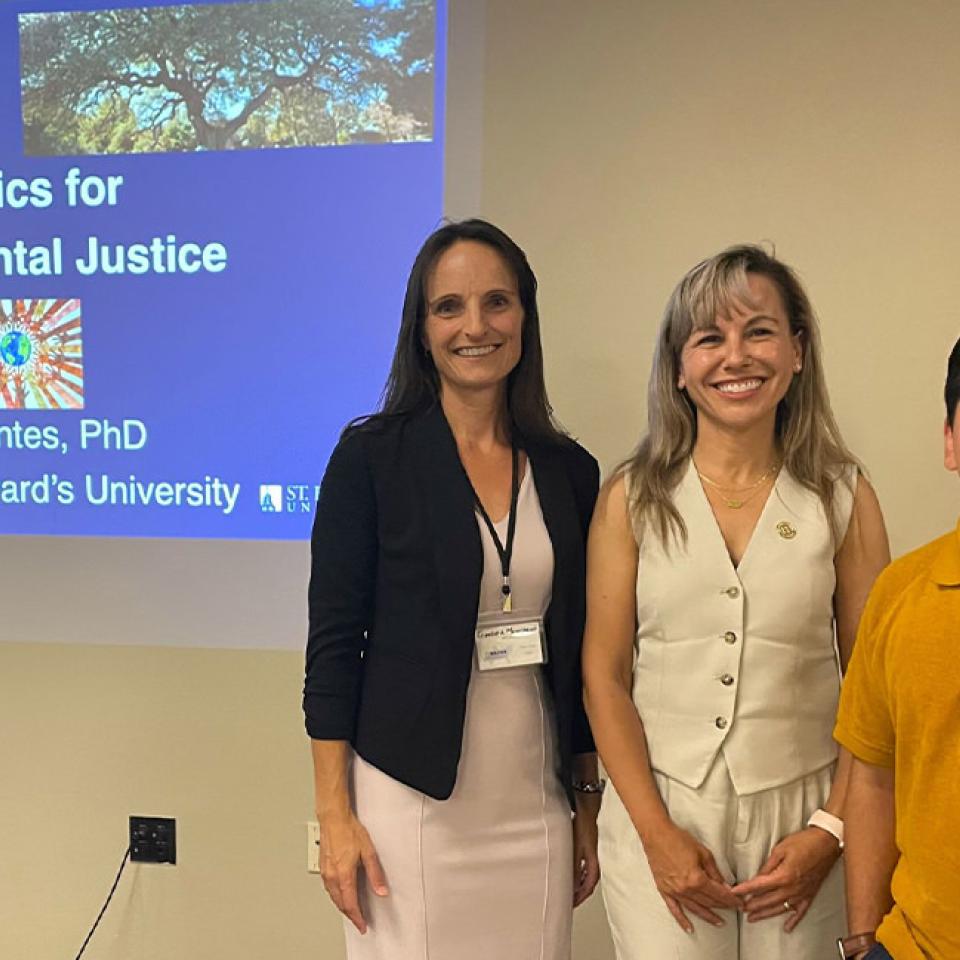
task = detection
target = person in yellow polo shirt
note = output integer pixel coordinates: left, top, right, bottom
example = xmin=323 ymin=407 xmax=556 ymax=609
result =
xmin=833 ymin=334 xmax=960 ymax=960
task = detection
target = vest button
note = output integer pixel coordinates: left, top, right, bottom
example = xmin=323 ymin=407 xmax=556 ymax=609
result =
xmin=715 ymin=716 xmax=728 ymax=729
xmin=723 ymin=631 xmax=737 ymax=644
xmin=720 ymin=673 xmax=735 ymax=686
xmin=725 ymin=586 xmax=740 ymax=599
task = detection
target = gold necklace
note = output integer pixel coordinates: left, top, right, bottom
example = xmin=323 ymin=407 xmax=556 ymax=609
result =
xmin=703 ymin=483 xmax=769 ymax=510
xmin=695 ymin=463 xmax=778 ymax=510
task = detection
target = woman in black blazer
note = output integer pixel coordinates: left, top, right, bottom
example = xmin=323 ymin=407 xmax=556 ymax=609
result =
xmin=304 ymin=219 xmax=601 ymax=959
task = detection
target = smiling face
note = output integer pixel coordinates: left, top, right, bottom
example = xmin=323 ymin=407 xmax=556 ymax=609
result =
xmin=677 ymin=271 xmax=802 ymax=435
xmin=423 ymin=240 xmax=524 ymax=400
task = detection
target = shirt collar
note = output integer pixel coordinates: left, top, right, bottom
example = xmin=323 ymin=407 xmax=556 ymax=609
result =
xmin=930 ymin=518 xmax=960 ymax=587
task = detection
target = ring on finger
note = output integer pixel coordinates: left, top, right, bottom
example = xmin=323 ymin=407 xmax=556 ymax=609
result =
xmin=783 ymin=899 xmax=796 ymax=913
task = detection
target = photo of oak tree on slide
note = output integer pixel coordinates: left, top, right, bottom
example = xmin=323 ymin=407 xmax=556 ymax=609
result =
xmin=18 ymin=0 xmax=434 ymax=156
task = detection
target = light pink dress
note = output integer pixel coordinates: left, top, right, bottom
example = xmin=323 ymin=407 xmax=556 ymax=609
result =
xmin=347 ymin=466 xmax=573 ymax=960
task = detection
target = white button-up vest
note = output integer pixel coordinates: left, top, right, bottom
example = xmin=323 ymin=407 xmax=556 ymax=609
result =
xmin=630 ymin=461 xmax=856 ymax=795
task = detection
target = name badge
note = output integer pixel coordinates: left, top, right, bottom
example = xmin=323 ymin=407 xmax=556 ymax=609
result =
xmin=475 ymin=614 xmax=546 ymax=671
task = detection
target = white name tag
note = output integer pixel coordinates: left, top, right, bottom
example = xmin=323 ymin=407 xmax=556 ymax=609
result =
xmin=475 ymin=615 xmax=546 ymax=671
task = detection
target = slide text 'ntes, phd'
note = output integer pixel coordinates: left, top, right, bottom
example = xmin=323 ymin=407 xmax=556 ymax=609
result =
xmin=0 ymin=419 xmax=148 ymax=452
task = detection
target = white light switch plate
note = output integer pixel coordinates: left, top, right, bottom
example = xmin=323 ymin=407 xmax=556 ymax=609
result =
xmin=306 ymin=821 xmax=321 ymax=873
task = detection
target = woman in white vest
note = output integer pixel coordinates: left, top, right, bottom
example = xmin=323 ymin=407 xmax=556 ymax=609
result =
xmin=583 ymin=245 xmax=890 ymax=959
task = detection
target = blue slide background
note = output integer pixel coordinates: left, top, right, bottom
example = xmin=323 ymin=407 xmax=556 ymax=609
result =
xmin=0 ymin=0 xmax=445 ymax=540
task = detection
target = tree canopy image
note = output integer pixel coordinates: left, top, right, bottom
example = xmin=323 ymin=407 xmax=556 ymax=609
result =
xmin=19 ymin=0 xmax=434 ymax=155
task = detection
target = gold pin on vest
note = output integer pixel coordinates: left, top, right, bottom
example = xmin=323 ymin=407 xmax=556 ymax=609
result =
xmin=776 ymin=521 xmax=797 ymax=540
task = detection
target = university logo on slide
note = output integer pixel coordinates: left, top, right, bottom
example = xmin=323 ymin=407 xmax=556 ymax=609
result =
xmin=0 ymin=299 xmax=83 ymax=409
xmin=259 ymin=485 xmax=283 ymax=513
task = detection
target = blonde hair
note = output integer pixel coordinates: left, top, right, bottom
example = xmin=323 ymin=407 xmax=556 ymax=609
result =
xmin=624 ymin=244 xmax=858 ymax=546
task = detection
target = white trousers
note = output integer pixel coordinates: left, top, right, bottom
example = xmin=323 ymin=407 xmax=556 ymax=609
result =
xmin=598 ymin=755 xmax=845 ymax=960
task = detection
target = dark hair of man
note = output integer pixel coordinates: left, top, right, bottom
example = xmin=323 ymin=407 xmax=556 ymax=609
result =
xmin=947 ymin=335 xmax=960 ymax=425
xmin=347 ymin=218 xmax=567 ymax=445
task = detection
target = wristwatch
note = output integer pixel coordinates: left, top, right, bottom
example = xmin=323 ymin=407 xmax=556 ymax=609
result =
xmin=836 ymin=932 xmax=876 ymax=958
xmin=572 ymin=778 xmax=606 ymax=794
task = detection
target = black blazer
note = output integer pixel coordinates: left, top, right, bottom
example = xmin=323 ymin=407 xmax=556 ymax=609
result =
xmin=303 ymin=404 xmax=599 ymax=802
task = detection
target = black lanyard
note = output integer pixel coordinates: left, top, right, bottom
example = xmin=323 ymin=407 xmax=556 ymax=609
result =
xmin=469 ymin=445 xmax=520 ymax=613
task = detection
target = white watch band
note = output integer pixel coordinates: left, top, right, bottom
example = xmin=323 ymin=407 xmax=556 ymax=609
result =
xmin=808 ymin=808 xmax=844 ymax=850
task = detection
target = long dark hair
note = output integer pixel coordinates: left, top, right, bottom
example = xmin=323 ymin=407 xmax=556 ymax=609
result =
xmin=348 ymin=218 xmax=567 ymax=444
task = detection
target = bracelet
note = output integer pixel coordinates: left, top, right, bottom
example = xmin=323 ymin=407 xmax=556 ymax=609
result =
xmin=572 ymin=778 xmax=606 ymax=794
xmin=808 ymin=808 xmax=845 ymax=851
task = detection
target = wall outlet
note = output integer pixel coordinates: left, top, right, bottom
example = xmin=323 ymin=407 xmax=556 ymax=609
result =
xmin=307 ymin=821 xmax=321 ymax=873
xmin=129 ymin=815 xmax=176 ymax=864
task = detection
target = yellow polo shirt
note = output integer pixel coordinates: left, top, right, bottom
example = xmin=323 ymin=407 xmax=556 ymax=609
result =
xmin=835 ymin=520 xmax=960 ymax=960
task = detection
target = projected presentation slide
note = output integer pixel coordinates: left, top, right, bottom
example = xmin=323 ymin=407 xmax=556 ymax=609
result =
xmin=0 ymin=0 xmax=444 ymax=539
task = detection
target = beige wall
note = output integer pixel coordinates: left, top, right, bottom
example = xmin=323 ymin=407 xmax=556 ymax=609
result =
xmin=1 ymin=642 xmax=327 ymax=959
xmin=481 ymin=0 xmax=959 ymax=557
xmin=4 ymin=2 xmax=960 ymax=958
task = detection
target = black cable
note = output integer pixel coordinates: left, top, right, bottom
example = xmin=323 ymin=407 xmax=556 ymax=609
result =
xmin=74 ymin=846 xmax=131 ymax=960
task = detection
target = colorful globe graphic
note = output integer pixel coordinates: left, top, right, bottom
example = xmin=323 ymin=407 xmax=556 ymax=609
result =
xmin=0 ymin=299 xmax=84 ymax=408
xmin=0 ymin=330 xmax=31 ymax=367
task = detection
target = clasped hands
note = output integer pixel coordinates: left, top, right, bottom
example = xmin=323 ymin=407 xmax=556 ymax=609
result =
xmin=643 ymin=822 xmax=841 ymax=933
